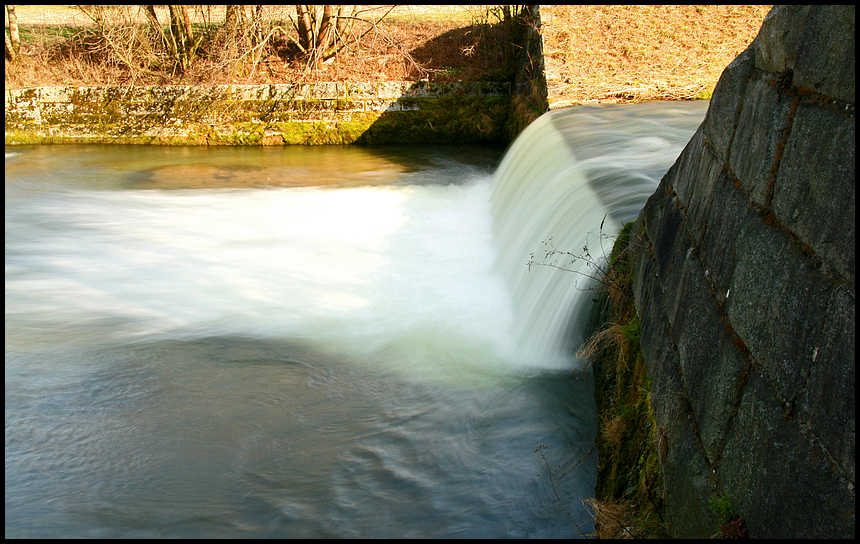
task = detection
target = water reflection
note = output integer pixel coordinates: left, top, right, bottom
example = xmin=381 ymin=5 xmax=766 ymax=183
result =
xmin=4 ymin=144 xmax=504 ymax=191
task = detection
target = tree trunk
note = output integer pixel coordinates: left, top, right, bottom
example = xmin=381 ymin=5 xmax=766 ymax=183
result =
xmin=143 ymin=4 xmax=170 ymax=52
xmin=143 ymin=5 xmax=160 ymax=28
xmin=295 ymin=5 xmax=314 ymax=52
xmin=310 ymin=5 xmax=335 ymax=66
xmin=334 ymin=5 xmax=357 ymax=49
xmin=293 ymin=5 xmax=357 ymax=66
xmin=167 ymin=4 xmax=197 ymax=71
xmin=6 ymin=5 xmax=20 ymax=61
xmin=224 ymin=5 xmax=245 ymax=35
xmin=5 ymin=30 xmax=15 ymax=62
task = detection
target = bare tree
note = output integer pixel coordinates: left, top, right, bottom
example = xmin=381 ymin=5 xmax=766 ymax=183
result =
xmin=67 ymin=5 xmax=404 ymax=81
xmin=157 ymin=5 xmax=201 ymax=72
xmin=5 ymin=5 xmax=20 ymax=62
xmin=292 ymin=5 xmax=358 ymax=68
xmin=82 ymin=5 xmax=201 ymax=74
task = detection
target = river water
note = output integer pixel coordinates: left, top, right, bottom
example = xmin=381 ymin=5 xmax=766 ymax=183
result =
xmin=5 ymin=101 xmax=707 ymax=538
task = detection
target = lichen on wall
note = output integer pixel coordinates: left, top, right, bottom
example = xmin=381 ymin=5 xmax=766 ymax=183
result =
xmin=4 ymin=81 xmax=513 ymax=146
xmin=624 ymin=5 xmax=854 ymax=538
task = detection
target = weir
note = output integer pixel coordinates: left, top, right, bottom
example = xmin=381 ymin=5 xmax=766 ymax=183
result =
xmin=5 ymin=102 xmax=706 ymax=538
xmin=490 ymin=101 xmax=708 ymax=369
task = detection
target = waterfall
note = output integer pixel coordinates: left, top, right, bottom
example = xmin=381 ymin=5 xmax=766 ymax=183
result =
xmin=490 ymin=102 xmax=708 ymax=369
xmin=4 ymin=103 xmax=709 ymax=538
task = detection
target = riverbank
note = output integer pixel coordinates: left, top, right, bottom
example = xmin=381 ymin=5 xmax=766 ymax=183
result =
xmin=4 ymin=6 xmax=769 ymax=147
xmin=580 ymin=222 xmax=668 ymax=538
xmin=6 ymin=5 xmax=769 ymax=104
xmin=540 ymin=5 xmax=769 ymax=107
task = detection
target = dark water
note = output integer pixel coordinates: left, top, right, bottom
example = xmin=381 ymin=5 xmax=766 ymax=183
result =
xmin=5 ymin=102 xmax=707 ymax=538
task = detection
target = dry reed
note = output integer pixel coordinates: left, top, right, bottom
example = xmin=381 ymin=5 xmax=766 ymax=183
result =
xmin=583 ymin=497 xmax=641 ymax=538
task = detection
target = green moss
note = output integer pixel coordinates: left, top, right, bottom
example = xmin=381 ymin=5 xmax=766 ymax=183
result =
xmin=5 ymin=85 xmax=514 ymax=146
xmin=335 ymin=119 xmax=373 ymax=143
xmin=694 ymin=88 xmax=714 ymax=100
xmin=355 ymin=96 xmax=508 ymax=144
xmin=5 ymin=130 xmax=71 ymax=145
xmin=708 ymin=495 xmax=736 ymax=523
xmin=334 ymin=99 xmax=360 ymax=111
xmin=587 ymin=220 xmax=668 ymax=538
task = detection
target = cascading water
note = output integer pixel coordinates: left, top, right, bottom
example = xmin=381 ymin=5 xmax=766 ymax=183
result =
xmin=5 ymin=102 xmax=706 ymax=538
xmin=491 ymin=101 xmax=709 ymax=368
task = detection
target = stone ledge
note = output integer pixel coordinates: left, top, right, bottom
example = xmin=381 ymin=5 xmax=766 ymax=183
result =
xmin=5 ymin=81 xmax=514 ymax=146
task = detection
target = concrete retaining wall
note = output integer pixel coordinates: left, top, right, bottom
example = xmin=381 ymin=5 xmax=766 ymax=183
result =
xmin=5 ymin=81 xmax=512 ymax=145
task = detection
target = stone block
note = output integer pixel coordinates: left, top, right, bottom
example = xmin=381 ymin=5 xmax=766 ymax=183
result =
xmin=474 ymin=81 xmax=511 ymax=96
xmin=365 ymin=99 xmax=398 ymax=112
xmin=109 ymin=86 xmax=152 ymax=104
xmin=640 ymin=184 xmax=667 ymax=245
xmin=148 ymin=85 xmax=193 ymax=102
xmin=800 ymin=284 xmax=855 ymax=482
xmin=703 ymin=47 xmax=755 ymax=159
xmin=793 ymin=5 xmax=855 ymax=103
xmin=631 ymin=4 xmax=855 ymax=537
xmin=719 ymin=368 xmax=855 ymax=538
xmin=5 ymin=88 xmax=25 ymax=108
xmin=631 ymin=220 xmax=655 ymax=318
xmin=344 ymin=82 xmax=378 ymax=99
xmin=234 ymin=85 xmax=270 ymax=101
xmin=751 ymin=5 xmax=811 ymax=74
xmin=646 ymin=342 xmax=685 ymax=437
xmin=403 ymin=81 xmax=461 ymax=99
xmin=311 ymin=81 xmax=341 ymax=98
xmin=633 ymin=239 xmax=686 ymax=427
xmin=669 ymin=249 xmax=747 ymax=461
xmin=772 ymin=102 xmax=855 ymax=284
xmin=659 ymin=224 xmax=694 ymax=329
xmin=663 ymin=410 xmax=715 ymax=538
xmin=376 ymin=81 xmax=411 ymax=99
xmin=650 ymin=195 xmax=685 ymax=287
xmin=669 ymin=128 xmax=726 ymax=246
xmin=697 ymin=171 xmax=755 ymax=301
xmin=634 ymin=253 xmax=661 ymax=353
xmin=666 ymin=127 xmax=701 ymax=208
xmin=286 ymin=84 xmax=314 ymax=101
xmin=728 ymin=74 xmax=793 ymax=207
xmin=726 ymin=215 xmax=834 ymax=400
xmin=38 ymin=87 xmax=74 ymax=103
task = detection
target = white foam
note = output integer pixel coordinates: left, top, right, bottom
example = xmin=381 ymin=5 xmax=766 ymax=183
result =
xmin=491 ymin=103 xmax=707 ymax=368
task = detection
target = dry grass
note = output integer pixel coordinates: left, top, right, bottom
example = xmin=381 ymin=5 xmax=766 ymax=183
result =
xmin=580 ymin=221 xmax=669 ymax=537
xmin=578 ymin=323 xmax=626 ymax=364
xmin=6 ymin=5 xmax=770 ymax=101
xmin=542 ymin=5 xmax=770 ymax=105
xmin=583 ymin=497 xmax=641 ymax=539
xmin=600 ymin=413 xmax=626 ymax=448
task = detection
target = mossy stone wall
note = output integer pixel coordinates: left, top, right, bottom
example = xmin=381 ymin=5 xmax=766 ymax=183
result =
xmin=627 ymin=6 xmax=854 ymax=538
xmin=5 ymin=81 xmax=513 ymax=146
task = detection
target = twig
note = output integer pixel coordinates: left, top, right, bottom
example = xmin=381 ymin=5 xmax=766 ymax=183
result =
xmin=560 ymin=443 xmax=597 ymax=479
xmin=534 ymin=445 xmax=589 ymax=538
xmin=526 ymin=216 xmax=636 ymax=302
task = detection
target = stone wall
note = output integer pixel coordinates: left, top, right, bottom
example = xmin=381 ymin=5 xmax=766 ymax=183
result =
xmin=629 ymin=5 xmax=854 ymax=538
xmin=505 ymin=5 xmax=548 ymax=141
xmin=4 ymin=81 xmax=512 ymax=145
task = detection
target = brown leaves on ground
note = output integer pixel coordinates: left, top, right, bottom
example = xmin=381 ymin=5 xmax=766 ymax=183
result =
xmin=4 ymin=5 xmax=506 ymax=88
xmin=5 ymin=5 xmax=770 ymax=105
xmin=542 ymin=5 xmax=770 ymax=104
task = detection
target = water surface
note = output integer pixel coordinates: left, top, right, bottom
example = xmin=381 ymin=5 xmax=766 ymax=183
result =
xmin=5 ymin=101 xmax=707 ymax=537
xmin=6 ymin=143 xmax=595 ymax=538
